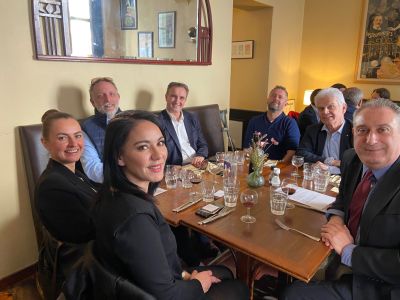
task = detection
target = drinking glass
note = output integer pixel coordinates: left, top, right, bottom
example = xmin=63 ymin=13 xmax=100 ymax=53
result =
xmin=165 ymin=165 xmax=177 ymax=189
xmin=181 ymin=169 xmax=194 ymax=189
xmin=223 ymin=179 xmax=240 ymax=207
xmin=201 ymin=180 xmax=215 ymax=202
xmin=215 ymin=152 xmax=225 ymax=168
xmin=291 ymin=155 xmax=304 ymax=177
xmin=234 ymin=150 xmax=245 ymax=165
xmin=240 ymin=189 xmax=258 ymax=223
xmin=302 ymin=169 xmax=314 ymax=190
xmin=281 ymin=178 xmax=297 ymax=209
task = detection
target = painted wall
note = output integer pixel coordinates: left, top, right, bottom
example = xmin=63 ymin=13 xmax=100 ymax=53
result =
xmin=0 ymin=0 xmax=233 ymax=278
xmin=298 ymin=0 xmax=400 ymax=110
xmin=230 ymin=0 xmax=305 ymax=111
xmin=230 ymin=7 xmax=272 ymax=111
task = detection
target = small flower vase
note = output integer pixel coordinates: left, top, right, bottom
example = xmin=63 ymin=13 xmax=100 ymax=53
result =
xmin=247 ymin=165 xmax=265 ymax=187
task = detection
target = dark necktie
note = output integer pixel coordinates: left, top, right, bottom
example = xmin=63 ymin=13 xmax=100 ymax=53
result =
xmin=348 ymin=170 xmax=374 ymax=239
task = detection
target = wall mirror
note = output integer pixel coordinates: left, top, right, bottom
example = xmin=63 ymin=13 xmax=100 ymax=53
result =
xmin=32 ymin=0 xmax=212 ymax=65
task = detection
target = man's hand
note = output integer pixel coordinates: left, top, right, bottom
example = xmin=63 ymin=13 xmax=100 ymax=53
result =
xmin=321 ymin=222 xmax=354 ymax=255
xmin=321 ymin=215 xmax=345 ymax=247
xmin=190 ymin=270 xmax=221 ymax=293
xmin=192 ymin=156 xmax=205 ymax=168
xmin=331 ymin=160 xmax=341 ymax=167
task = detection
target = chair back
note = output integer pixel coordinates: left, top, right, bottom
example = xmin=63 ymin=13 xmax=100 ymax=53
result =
xmin=185 ymin=104 xmax=224 ymax=157
xmin=19 ymin=123 xmax=49 ymax=246
xmin=62 ymin=242 xmax=155 ymax=300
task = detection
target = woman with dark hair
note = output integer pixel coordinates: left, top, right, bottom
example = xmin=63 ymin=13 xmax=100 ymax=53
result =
xmin=94 ymin=110 xmax=249 ymax=300
xmin=36 ymin=109 xmax=98 ymax=298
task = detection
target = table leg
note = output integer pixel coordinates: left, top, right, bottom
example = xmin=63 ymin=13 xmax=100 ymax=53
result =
xmin=235 ymin=251 xmax=256 ymax=300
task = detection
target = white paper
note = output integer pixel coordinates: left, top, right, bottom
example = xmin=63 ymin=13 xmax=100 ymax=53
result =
xmin=214 ymin=190 xmax=224 ymax=198
xmin=287 ymin=186 xmax=336 ymax=211
xmin=154 ymin=187 xmax=167 ymax=196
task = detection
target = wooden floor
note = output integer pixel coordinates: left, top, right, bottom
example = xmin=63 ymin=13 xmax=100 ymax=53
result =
xmin=0 ymin=276 xmax=41 ymax=300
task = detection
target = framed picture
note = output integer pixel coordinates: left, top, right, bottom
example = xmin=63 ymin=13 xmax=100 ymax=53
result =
xmin=355 ymin=0 xmax=400 ymax=83
xmin=158 ymin=11 xmax=176 ymax=48
xmin=232 ymin=40 xmax=254 ymax=59
xmin=120 ymin=0 xmax=138 ymax=30
xmin=138 ymin=32 xmax=153 ymax=58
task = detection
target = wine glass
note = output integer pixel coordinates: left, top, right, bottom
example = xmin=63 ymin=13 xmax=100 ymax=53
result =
xmin=240 ymin=189 xmax=258 ymax=223
xmin=291 ymin=155 xmax=304 ymax=177
xmin=281 ymin=178 xmax=297 ymax=209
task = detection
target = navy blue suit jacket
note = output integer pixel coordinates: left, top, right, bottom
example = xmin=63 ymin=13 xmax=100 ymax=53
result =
xmin=298 ymin=105 xmax=319 ymax=137
xmin=296 ymin=119 xmax=353 ymax=163
xmin=159 ymin=110 xmax=208 ymax=165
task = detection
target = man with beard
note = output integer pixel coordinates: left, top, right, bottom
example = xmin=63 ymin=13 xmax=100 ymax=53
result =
xmin=243 ymin=85 xmax=300 ymax=163
xmin=80 ymin=77 xmax=121 ymax=183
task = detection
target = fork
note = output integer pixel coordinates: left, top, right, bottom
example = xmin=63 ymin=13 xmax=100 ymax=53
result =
xmin=275 ymin=219 xmax=320 ymax=241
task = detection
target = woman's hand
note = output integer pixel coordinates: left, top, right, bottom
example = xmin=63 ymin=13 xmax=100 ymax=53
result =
xmin=190 ymin=270 xmax=221 ymax=293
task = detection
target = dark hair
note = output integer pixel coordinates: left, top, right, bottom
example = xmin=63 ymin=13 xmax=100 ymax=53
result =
xmin=102 ymin=110 xmax=165 ymax=200
xmin=89 ymin=77 xmax=118 ymax=100
xmin=331 ymin=83 xmax=346 ymax=90
xmin=372 ymin=88 xmax=391 ymax=99
xmin=166 ymin=82 xmax=189 ymax=96
xmin=310 ymin=88 xmax=321 ymax=106
xmin=41 ymin=109 xmax=74 ymax=139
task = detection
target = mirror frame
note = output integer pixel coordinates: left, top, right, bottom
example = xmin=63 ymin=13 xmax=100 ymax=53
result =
xmin=32 ymin=0 xmax=212 ymax=65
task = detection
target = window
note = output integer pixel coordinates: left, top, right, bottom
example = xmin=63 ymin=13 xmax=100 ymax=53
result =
xmin=68 ymin=0 xmax=92 ymax=56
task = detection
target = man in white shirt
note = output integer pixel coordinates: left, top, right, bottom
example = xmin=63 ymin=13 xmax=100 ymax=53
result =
xmin=158 ymin=82 xmax=208 ymax=167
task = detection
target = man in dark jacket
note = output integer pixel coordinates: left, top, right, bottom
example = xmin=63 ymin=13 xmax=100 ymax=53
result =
xmin=296 ymin=88 xmax=352 ymax=174
xmin=158 ymin=82 xmax=208 ymax=167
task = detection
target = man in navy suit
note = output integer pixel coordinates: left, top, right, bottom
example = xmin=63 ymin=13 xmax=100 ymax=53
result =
xmin=283 ymin=99 xmax=400 ymax=300
xmin=158 ymin=82 xmax=215 ymax=267
xmin=159 ymin=82 xmax=208 ymax=167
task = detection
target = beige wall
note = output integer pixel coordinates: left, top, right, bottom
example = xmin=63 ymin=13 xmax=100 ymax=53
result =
xmin=230 ymin=7 xmax=272 ymax=111
xmin=0 ymin=0 xmax=233 ymax=278
xmin=298 ymin=0 xmax=400 ymax=110
xmin=230 ymin=0 xmax=305 ymax=111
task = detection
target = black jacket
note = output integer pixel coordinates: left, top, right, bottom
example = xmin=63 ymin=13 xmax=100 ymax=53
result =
xmin=94 ymin=191 xmax=204 ymax=300
xmin=296 ymin=119 xmax=353 ymax=164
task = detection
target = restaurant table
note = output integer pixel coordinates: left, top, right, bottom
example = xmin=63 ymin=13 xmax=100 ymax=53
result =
xmin=156 ymin=161 xmax=335 ymax=296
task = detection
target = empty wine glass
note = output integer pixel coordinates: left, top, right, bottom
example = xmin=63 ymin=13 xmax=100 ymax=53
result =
xmin=291 ymin=155 xmax=304 ymax=177
xmin=281 ymin=178 xmax=297 ymax=209
xmin=240 ymin=189 xmax=258 ymax=223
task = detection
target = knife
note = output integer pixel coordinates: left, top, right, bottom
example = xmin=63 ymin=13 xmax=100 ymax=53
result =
xmin=172 ymin=197 xmax=203 ymax=213
xmin=198 ymin=208 xmax=234 ymax=225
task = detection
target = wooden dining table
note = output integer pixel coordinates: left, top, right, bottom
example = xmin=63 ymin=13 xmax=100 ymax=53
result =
xmin=155 ymin=161 xmax=335 ymax=296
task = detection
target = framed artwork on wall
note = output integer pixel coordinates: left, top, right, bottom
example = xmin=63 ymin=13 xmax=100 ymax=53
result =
xmin=120 ymin=0 xmax=138 ymax=30
xmin=355 ymin=0 xmax=400 ymax=83
xmin=138 ymin=32 xmax=153 ymax=58
xmin=158 ymin=11 xmax=176 ymax=48
xmin=232 ymin=40 xmax=254 ymax=59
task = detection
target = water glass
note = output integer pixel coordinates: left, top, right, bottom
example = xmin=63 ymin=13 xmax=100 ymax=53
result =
xmin=223 ymin=179 xmax=239 ymax=207
xmin=181 ymin=169 xmax=194 ymax=189
xmin=313 ymin=169 xmax=330 ymax=193
xmin=215 ymin=152 xmax=225 ymax=168
xmin=302 ymin=170 xmax=314 ymax=190
xmin=270 ymin=191 xmax=287 ymax=215
xmin=165 ymin=165 xmax=177 ymax=189
xmin=303 ymin=162 xmax=312 ymax=173
xmin=165 ymin=174 xmax=177 ymax=189
xmin=234 ymin=151 xmax=245 ymax=165
xmin=201 ymin=180 xmax=215 ymax=202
